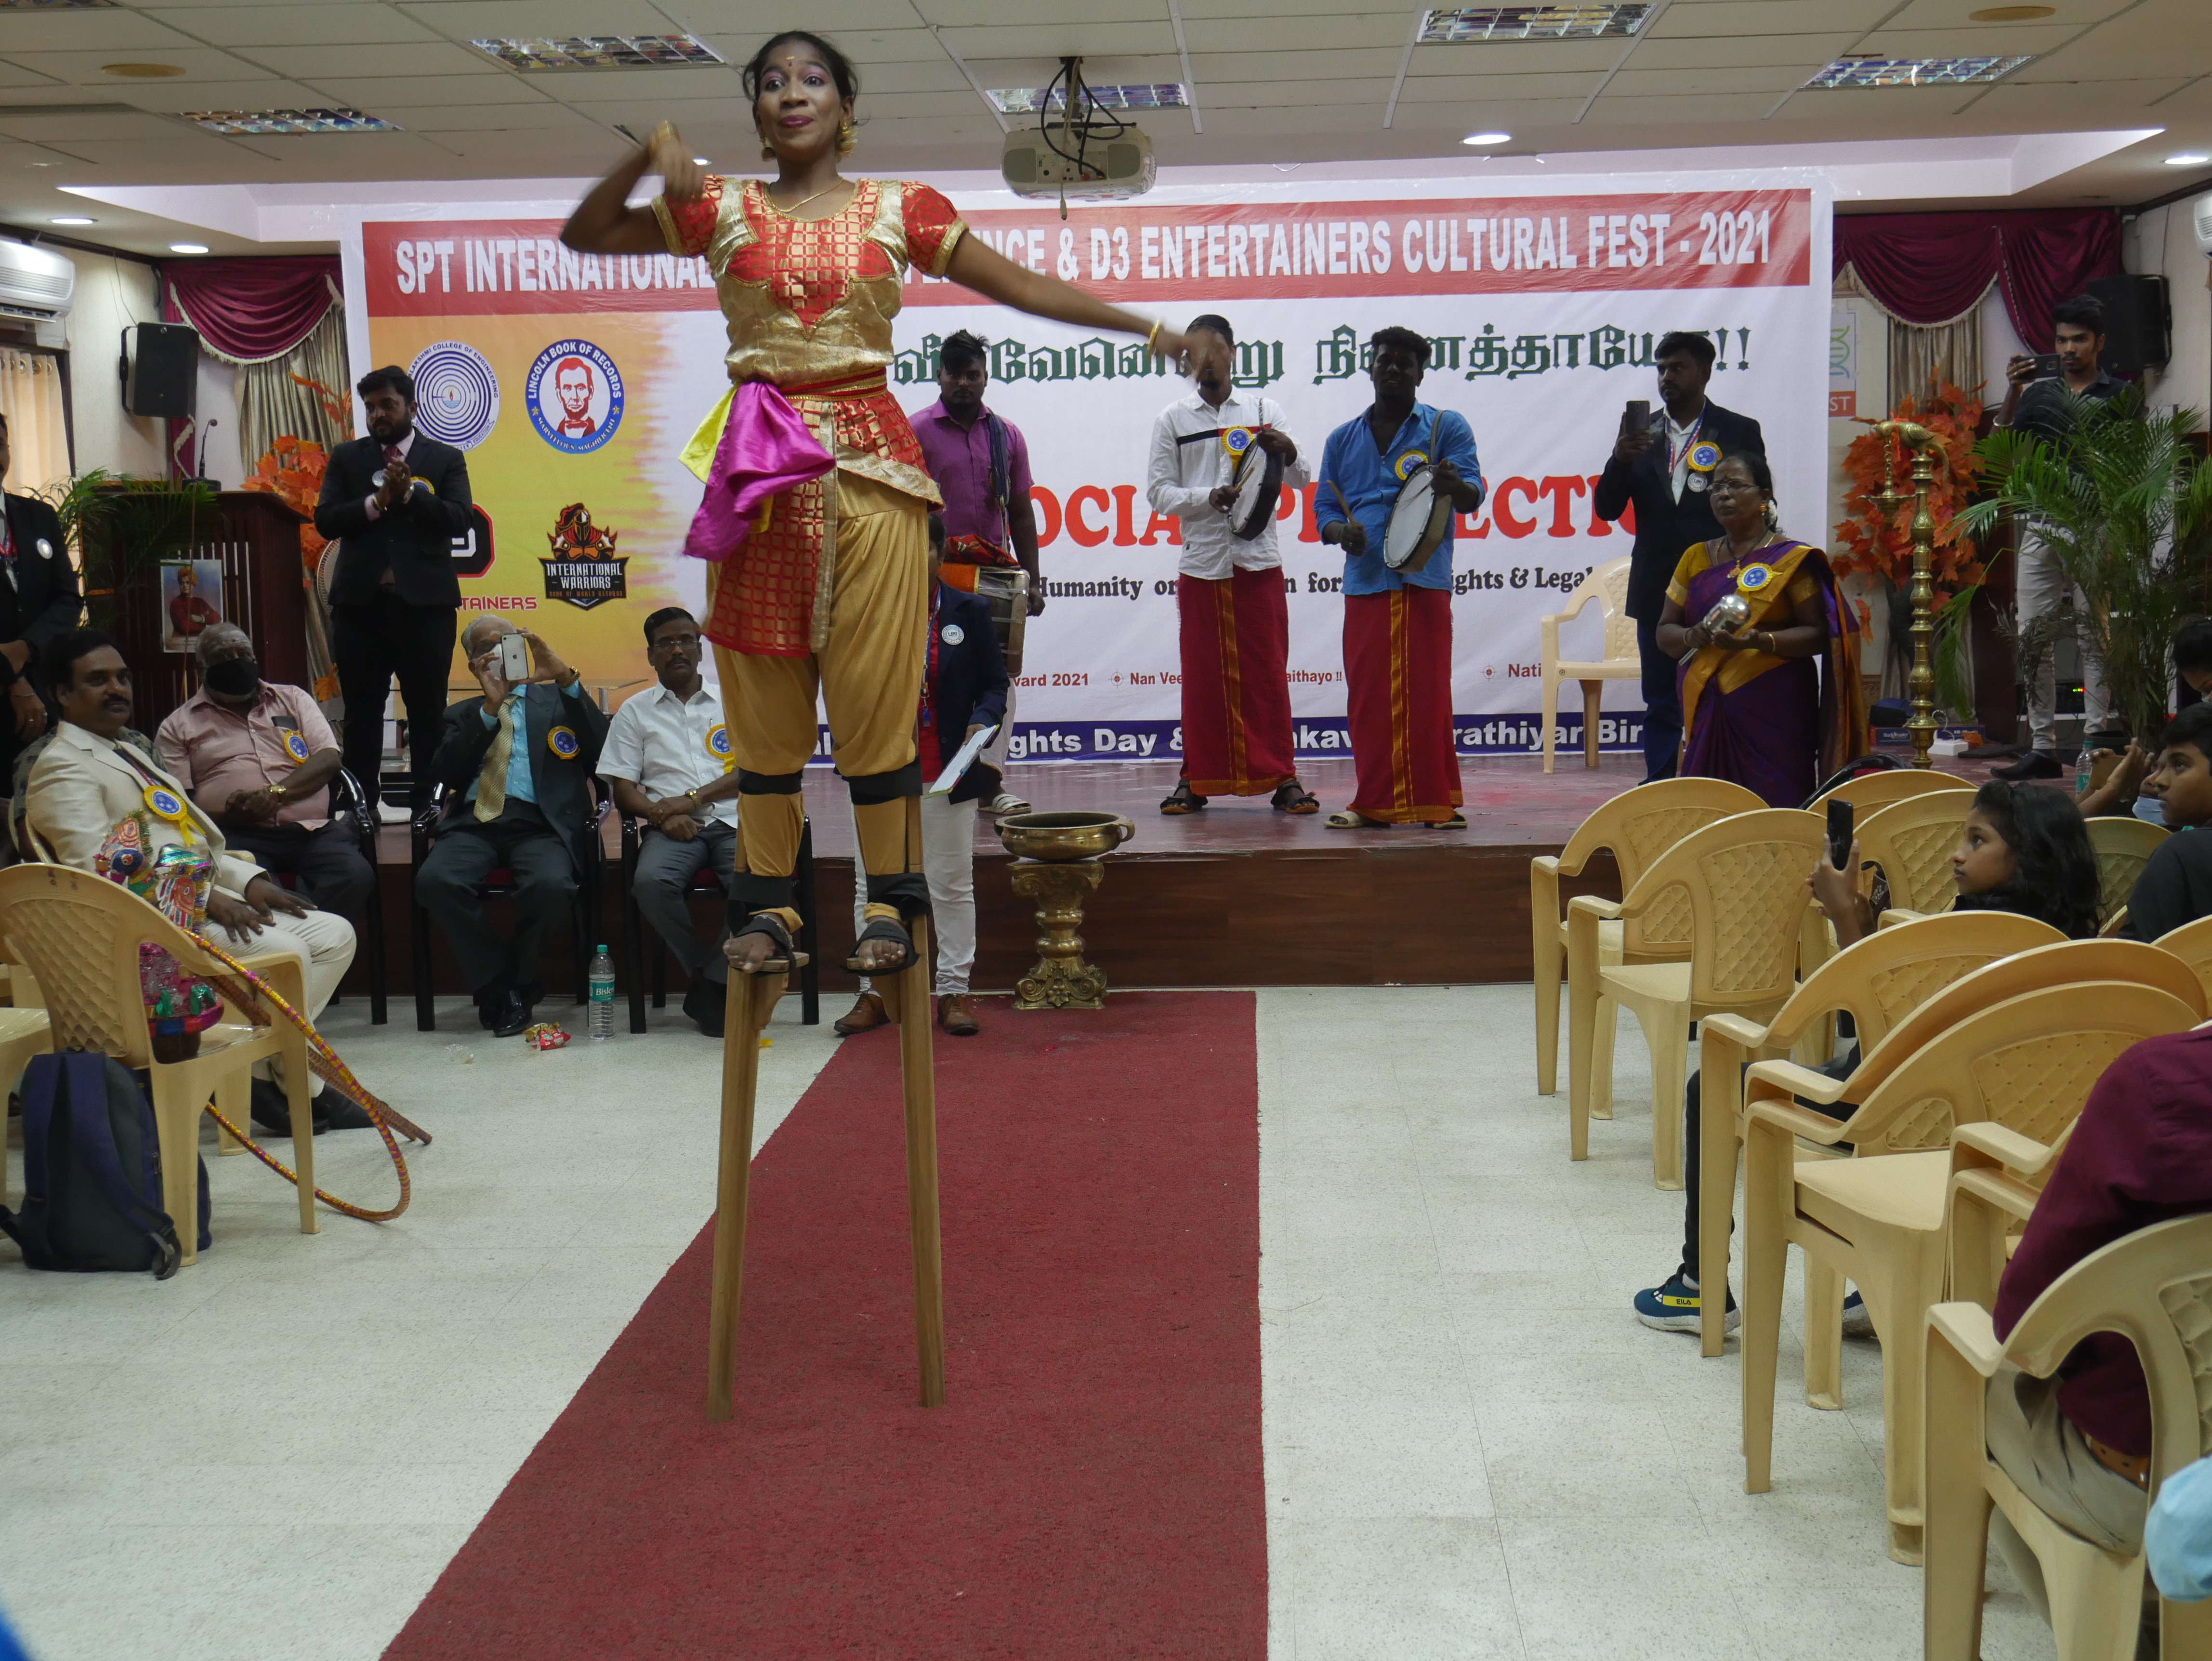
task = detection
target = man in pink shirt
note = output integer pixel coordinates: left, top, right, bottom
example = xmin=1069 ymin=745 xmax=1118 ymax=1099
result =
xmin=910 ymin=330 xmax=1039 ymax=816
xmin=155 ymin=622 xmax=373 ymax=921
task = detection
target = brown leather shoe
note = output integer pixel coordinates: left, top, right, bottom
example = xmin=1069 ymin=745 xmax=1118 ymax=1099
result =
xmin=936 ymin=993 xmax=979 ymax=1036
xmin=833 ymin=990 xmax=888 ymax=1036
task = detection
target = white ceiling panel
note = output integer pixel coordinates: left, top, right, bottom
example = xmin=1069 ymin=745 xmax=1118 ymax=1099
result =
xmin=1606 ymin=64 xmax=1810 ymax=96
xmin=1184 ymin=15 xmax=1414 ymax=52
xmin=682 ymin=0 xmax=922 ymax=29
xmin=1969 ymin=75 xmax=2195 ymax=112
xmin=1773 ymin=85 xmax=1985 ymax=121
xmin=381 ymin=100 xmax=596 ymax=132
xmin=1653 ymin=1 xmax=1903 ymax=38
xmin=1581 ymin=91 xmax=1793 ymax=125
xmin=1199 ymin=103 xmax=1398 ymax=134
xmin=938 ymin=23 xmax=1181 ymax=59
xmin=395 ymin=0 xmax=686 ymax=36
xmin=913 ymin=0 xmax=1165 ymax=26
xmin=1857 ymin=26 xmax=2087 ymax=57
xmin=2024 ymin=16 xmax=2212 ymax=79
xmin=147 ymin=5 xmax=446 ymax=46
xmin=477 ymin=66 xmax=741 ymax=104
xmin=0 ymin=106 xmax=187 ymax=141
xmin=0 ymin=47 xmax=273 ymax=86
xmin=816 ymin=58 xmax=972 ymax=95
xmin=1201 ymin=75 xmax=1397 ymax=108
xmin=799 ymin=31 xmax=961 ymax=67
xmin=1186 ymin=48 xmax=1409 ymax=81
xmin=1393 ymin=70 xmax=1601 ymax=101
xmin=249 ymin=41 xmax=494 ymax=79
xmin=1625 ymin=32 xmax=1860 ymax=71
xmin=1178 ymin=0 xmax=1407 ymax=19
xmin=294 ymin=72 xmax=556 ymax=106
xmin=1877 ymin=0 xmax=2139 ymax=25
xmin=1404 ymin=39 xmax=1624 ymax=75
xmin=0 ymin=11 xmax=207 ymax=52
xmin=0 ymin=62 xmax=59 ymax=90
xmin=105 ymin=78 xmax=327 ymax=110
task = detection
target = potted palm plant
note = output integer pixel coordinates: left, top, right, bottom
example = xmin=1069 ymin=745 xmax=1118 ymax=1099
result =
xmin=1957 ymin=392 xmax=2212 ymax=744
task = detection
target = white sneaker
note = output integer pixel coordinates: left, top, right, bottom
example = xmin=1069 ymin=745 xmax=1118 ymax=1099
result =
xmin=986 ymin=791 xmax=1031 ymax=816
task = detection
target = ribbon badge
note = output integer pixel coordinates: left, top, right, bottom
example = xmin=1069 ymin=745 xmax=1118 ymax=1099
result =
xmin=705 ymin=723 xmax=732 ymax=767
xmin=1736 ymin=562 xmax=1776 ymax=595
xmin=143 ymin=784 xmax=188 ymax=823
xmin=1394 ymin=448 xmax=1429 ymax=482
xmin=1220 ymin=425 xmax=1254 ymax=458
xmin=282 ymin=729 xmax=312 ymax=764
xmin=546 ymin=725 xmax=581 ymax=761
xmin=1687 ymin=439 xmax=1723 ymax=474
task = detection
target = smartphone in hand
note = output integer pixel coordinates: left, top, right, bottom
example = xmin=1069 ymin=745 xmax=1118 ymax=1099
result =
xmin=1624 ymin=398 xmax=1650 ymax=430
xmin=495 ymin=633 xmax=530 ymax=684
xmin=1826 ymin=797 xmax=1854 ymax=870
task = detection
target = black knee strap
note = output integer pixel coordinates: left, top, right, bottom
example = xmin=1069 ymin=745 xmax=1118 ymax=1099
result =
xmin=729 ymin=872 xmax=798 ymax=916
xmin=737 ymin=768 xmax=804 ymax=795
xmin=845 ymin=760 xmax=922 ymax=805
xmin=863 ymin=871 xmax=931 ymax=920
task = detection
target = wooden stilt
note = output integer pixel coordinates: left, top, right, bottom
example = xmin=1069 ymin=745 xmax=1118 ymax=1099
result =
xmin=706 ymin=959 xmax=792 ymax=1423
xmin=879 ymin=913 xmax=946 ymax=1408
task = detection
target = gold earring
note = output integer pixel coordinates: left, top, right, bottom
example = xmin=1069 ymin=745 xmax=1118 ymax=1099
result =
xmin=837 ymin=120 xmax=856 ymax=156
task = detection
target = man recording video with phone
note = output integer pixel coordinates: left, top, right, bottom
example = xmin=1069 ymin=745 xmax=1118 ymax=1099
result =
xmin=1989 ymin=292 xmax=2128 ymax=781
xmin=1592 ymin=331 xmax=1763 ymax=782
xmin=416 ymin=615 xmax=606 ymax=1037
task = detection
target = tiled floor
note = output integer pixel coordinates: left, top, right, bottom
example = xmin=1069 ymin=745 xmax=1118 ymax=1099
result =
xmin=1 ymin=988 xmax=2057 ymax=1659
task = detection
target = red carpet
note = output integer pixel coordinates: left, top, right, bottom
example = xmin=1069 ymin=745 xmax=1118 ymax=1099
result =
xmin=383 ymin=991 xmax=1265 ymax=1659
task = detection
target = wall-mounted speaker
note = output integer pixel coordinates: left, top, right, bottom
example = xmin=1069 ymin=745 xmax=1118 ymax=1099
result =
xmin=2084 ymin=274 xmax=2170 ymax=376
xmin=120 ymin=321 xmax=198 ymax=418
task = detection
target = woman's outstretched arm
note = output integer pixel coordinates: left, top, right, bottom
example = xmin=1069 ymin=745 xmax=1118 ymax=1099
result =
xmin=944 ymin=235 xmax=1189 ymax=359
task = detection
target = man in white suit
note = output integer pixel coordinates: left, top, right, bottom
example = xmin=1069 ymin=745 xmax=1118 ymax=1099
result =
xmin=23 ymin=629 xmax=368 ymax=1132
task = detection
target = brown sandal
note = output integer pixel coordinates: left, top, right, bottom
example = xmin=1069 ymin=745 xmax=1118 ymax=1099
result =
xmin=1271 ymin=780 xmax=1320 ymax=815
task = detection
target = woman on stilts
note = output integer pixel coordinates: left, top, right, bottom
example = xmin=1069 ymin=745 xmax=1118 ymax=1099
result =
xmin=562 ymin=30 xmax=1190 ymax=980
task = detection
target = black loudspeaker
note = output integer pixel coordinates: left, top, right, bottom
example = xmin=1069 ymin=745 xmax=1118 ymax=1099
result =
xmin=2085 ymin=274 xmax=2170 ymax=375
xmin=120 ymin=321 xmax=198 ymax=418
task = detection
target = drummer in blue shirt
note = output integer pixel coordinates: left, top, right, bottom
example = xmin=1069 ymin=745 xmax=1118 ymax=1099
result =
xmin=1316 ymin=326 xmax=1486 ymax=828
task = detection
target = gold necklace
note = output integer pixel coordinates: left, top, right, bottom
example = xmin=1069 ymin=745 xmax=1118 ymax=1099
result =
xmin=764 ymin=178 xmax=851 ymax=217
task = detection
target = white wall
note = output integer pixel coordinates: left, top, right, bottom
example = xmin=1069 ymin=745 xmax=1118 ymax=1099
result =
xmin=65 ymin=253 xmax=165 ymax=478
xmin=191 ymin=352 xmax=243 ymax=488
xmin=2125 ymin=202 xmax=2212 ymax=424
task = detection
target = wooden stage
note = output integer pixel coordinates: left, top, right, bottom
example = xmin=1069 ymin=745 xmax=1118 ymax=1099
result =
xmin=359 ymin=749 xmax=1991 ymax=1004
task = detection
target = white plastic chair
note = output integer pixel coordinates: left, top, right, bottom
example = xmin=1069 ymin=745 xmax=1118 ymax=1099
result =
xmin=1539 ymin=556 xmax=1637 ymax=773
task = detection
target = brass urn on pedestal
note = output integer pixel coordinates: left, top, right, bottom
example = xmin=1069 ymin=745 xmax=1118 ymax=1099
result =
xmin=994 ymin=810 xmax=1134 ymax=1011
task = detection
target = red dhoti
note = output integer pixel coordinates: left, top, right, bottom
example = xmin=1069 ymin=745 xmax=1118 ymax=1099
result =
xmin=1177 ymin=568 xmax=1296 ymax=796
xmin=1343 ymin=587 xmax=1462 ymax=824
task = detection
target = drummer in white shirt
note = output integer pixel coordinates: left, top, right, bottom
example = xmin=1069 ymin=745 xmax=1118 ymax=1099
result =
xmin=1144 ymin=314 xmax=1318 ymax=816
xmin=601 ymin=606 xmax=744 ymax=1036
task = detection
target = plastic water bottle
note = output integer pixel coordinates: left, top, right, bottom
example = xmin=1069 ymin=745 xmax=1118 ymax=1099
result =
xmin=587 ymin=944 xmax=617 ymax=1041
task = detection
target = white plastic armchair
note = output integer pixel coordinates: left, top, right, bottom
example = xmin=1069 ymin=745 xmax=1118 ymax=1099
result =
xmin=1539 ymin=556 xmax=1637 ymax=773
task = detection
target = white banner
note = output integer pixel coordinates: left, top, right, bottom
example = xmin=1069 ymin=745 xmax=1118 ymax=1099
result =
xmin=346 ymin=170 xmax=1831 ymax=764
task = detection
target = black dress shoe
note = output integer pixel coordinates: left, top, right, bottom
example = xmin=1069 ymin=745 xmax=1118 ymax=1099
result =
xmin=683 ymin=976 xmax=727 ymax=1037
xmin=315 ymin=1092 xmax=377 ymax=1131
xmin=249 ymin=1077 xmax=323 ymax=1136
xmin=1990 ymin=750 xmax=2063 ymax=780
xmin=488 ymin=990 xmax=534 ymax=1037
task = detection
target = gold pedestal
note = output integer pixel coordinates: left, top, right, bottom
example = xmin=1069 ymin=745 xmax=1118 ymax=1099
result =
xmin=1009 ymin=859 xmax=1107 ymax=1010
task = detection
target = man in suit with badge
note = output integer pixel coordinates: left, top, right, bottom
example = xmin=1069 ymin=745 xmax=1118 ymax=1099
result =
xmin=314 ymin=365 xmax=475 ymax=815
xmin=1591 ymin=331 xmax=1764 ymax=782
xmin=416 ymin=615 xmax=607 ymax=1036
xmin=0 ymin=410 xmax=84 ymax=829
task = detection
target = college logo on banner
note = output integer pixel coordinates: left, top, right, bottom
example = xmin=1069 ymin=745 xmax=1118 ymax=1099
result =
xmin=408 ymin=341 xmax=500 ymax=449
xmin=540 ymin=501 xmax=627 ymax=610
xmin=526 ymin=338 xmax=624 ymax=454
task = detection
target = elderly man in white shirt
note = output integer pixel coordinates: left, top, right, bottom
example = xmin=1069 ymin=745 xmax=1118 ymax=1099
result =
xmin=601 ymin=606 xmax=745 ymax=1036
xmin=1145 ymin=314 xmax=1317 ymax=816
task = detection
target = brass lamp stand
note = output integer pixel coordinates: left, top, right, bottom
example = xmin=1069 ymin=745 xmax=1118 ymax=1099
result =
xmin=995 ymin=811 xmax=1134 ymax=1011
xmin=1870 ymin=420 xmax=1943 ymax=770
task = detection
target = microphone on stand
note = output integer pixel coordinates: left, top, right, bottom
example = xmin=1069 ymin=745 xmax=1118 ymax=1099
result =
xmin=195 ymin=418 xmax=220 ymax=489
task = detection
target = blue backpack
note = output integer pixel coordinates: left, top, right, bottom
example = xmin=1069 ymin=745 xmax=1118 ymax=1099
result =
xmin=0 ymin=1052 xmax=208 ymax=1279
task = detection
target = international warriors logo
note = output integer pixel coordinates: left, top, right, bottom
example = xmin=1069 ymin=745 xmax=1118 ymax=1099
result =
xmin=540 ymin=502 xmax=628 ymax=611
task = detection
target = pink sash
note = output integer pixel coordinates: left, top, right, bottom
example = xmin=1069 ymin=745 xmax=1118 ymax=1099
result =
xmin=682 ymin=382 xmax=836 ymax=565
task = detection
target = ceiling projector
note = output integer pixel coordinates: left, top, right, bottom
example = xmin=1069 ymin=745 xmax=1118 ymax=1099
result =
xmin=1000 ymin=123 xmax=1155 ymax=202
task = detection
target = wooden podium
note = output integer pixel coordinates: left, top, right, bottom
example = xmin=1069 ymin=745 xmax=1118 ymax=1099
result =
xmin=96 ymin=488 xmax=311 ymax=730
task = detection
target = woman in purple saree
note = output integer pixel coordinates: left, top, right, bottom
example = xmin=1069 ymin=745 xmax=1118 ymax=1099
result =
xmin=1655 ymin=452 xmax=1866 ymax=808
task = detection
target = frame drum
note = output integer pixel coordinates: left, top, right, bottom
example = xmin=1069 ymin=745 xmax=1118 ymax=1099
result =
xmin=971 ymin=566 xmax=1031 ymax=679
xmin=1226 ymin=440 xmax=1283 ymax=541
xmin=1383 ymin=464 xmax=1452 ymax=573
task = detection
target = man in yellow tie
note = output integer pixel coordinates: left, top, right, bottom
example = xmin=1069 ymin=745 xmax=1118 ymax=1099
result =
xmin=416 ymin=614 xmax=608 ymax=1035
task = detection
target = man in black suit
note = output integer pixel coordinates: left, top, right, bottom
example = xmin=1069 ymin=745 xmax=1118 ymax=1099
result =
xmin=314 ymin=365 xmax=474 ymax=814
xmin=0 ymin=410 xmax=83 ymax=830
xmin=417 ymin=615 xmax=607 ymax=1036
xmin=1591 ymin=331 xmax=1764 ymax=782
xmin=833 ymin=514 xmax=1009 ymax=1039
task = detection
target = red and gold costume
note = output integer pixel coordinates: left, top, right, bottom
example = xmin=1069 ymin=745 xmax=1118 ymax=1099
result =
xmin=656 ymin=174 xmax=967 ymax=931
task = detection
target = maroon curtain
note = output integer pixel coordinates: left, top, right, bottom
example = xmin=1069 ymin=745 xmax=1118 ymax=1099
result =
xmin=160 ymin=254 xmax=340 ymax=361
xmin=1833 ymin=209 xmax=2121 ymax=351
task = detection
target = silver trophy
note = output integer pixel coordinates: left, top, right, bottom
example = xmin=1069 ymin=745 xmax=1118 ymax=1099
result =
xmin=1700 ymin=593 xmax=1750 ymax=637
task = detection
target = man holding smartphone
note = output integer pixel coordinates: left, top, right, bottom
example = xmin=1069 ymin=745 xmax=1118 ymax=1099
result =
xmin=1990 ymin=292 xmax=2129 ymax=780
xmin=1592 ymin=331 xmax=1763 ymax=782
xmin=416 ymin=615 xmax=607 ymax=1036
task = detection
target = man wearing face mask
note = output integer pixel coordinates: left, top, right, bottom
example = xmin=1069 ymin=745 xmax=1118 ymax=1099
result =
xmin=155 ymin=623 xmax=373 ymax=923
xmin=315 ymin=365 xmax=474 ymax=815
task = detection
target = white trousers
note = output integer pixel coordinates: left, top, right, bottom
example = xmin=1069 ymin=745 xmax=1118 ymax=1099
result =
xmin=200 ymin=906 xmax=357 ymax=1091
xmin=2016 ymin=528 xmax=2111 ymax=752
xmin=851 ymin=793 xmax=978 ymax=996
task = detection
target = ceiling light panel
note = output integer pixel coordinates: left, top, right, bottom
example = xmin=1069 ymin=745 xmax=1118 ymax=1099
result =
xmin=182 ymin=108 xmax=398 ymax=135
xmin=987 ymin=84 xmax=1187 ymax=114
xmin=1807 ymin=55 xmax=2034 ymax=89
xmin=1419 ymin=5 xmax=1651 ymax=43
xmin=471 ymin=36 xmax=724 ymax=71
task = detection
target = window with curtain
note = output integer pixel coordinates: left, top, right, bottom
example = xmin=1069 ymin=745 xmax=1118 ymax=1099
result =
xmin=0 ymin=348 xmax=70 ymax=494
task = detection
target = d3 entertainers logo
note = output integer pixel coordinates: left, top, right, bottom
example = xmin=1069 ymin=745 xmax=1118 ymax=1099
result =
xmin=541 ymin=502 xmax=627 ymax=610
xmin=526 ymin=338 xmax=623 ymax=455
